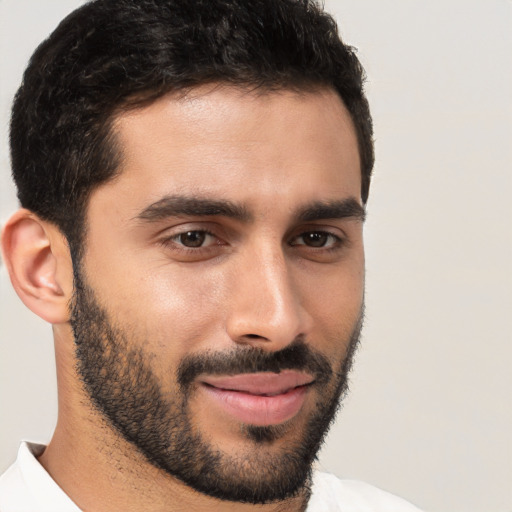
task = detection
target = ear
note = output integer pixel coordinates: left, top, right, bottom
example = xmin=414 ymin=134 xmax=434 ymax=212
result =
xmin=1 ymin=209 xmax=74 ymax=324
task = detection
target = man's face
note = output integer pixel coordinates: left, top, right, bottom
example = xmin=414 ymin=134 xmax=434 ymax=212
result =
xmin=71 ymin=86 xmax=365 ymax=503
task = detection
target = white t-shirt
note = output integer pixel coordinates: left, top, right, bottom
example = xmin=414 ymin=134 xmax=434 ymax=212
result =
xmin=0 ymin=442 xmax=422 ymax=511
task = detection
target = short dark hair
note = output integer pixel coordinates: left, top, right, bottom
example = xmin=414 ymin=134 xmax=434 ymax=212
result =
xmin=10 ymin=0 xmax=374 ymax=255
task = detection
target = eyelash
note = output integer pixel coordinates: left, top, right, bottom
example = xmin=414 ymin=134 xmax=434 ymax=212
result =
xmin=160 ymin=229 xmax=221 ymax=251
xmin=289 ymin=231 xmax=343 ymax=250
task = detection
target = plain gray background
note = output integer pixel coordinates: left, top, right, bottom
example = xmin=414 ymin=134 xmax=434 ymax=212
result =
xmin=1 ymin=1 xmax=511 ymax=511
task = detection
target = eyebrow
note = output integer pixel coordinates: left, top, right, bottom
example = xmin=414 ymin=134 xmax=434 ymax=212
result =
xmin=297 ymin=198 xmax=366 ymax=223
xmin=135 ymin=195 xmax=365 ymax=224
xmin=136 ymin=195 xmax=253 ymax=223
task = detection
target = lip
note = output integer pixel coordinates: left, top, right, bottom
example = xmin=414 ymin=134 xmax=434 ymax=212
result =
xmin=199 ymin=370 xmax=313 ymax=426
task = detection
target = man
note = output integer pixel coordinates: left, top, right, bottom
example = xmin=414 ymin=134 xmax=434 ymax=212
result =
xmin=0 ymin=0 xmax=421 ymax=510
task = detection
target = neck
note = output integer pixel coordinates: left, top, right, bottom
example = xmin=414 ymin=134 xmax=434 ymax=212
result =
xmin=39 ymin=423 xmax=309 ymax=512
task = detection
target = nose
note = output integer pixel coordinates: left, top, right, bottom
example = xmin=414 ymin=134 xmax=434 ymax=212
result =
xmin=225 ymin=244 xmax=313 ymax=350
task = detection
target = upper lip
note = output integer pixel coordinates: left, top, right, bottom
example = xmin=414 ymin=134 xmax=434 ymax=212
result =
xmin=200 ymin=370 xmax=314 ymax=396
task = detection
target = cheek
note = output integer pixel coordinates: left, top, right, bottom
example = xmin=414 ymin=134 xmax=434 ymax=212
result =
xmin=87 ymin=256 xmax=230 ymax=357
xmin=299 ymin=260 xmax=364 ymax=352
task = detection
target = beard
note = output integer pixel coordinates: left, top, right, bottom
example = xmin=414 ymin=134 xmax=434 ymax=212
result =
xmin=70 ymin=268 xmax=363 ymax=505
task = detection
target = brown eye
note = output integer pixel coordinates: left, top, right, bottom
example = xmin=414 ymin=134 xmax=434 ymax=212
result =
xmin=178 ymin=231 xmax=208 ymax=247
xmin=302 ymin=232 xmax=329 ymax=247
xmin=160 ymin=228 xmax=226 ymax=261
xmin=291 ymin=231 xmax=340 ymax=248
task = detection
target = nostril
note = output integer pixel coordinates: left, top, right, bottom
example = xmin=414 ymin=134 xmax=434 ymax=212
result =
xmin=245 ymin=334 xmax=268 ymax=340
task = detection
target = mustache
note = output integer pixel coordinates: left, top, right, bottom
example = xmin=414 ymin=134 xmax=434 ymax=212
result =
xmin=177 ymin=336 xmax=333 ymax=390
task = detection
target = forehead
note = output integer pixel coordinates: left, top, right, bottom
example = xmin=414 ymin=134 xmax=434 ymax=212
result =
xmin=92 ymin=85 xmax=361 ymax=219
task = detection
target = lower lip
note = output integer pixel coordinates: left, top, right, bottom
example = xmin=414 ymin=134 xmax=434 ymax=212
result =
xmin=200 ymin=384 xmax=309 ymax=426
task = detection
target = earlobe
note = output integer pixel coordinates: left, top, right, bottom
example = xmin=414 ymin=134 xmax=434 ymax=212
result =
xmin=1 ymin=209 xmax=73 ymax=324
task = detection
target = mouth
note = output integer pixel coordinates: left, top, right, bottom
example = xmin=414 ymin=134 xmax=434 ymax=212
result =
xmin=199 ymin=370 xmax=314 ymax=426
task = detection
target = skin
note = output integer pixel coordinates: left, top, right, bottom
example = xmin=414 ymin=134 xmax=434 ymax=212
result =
xmin=2 ymin=85 xmax=365 ymax=511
